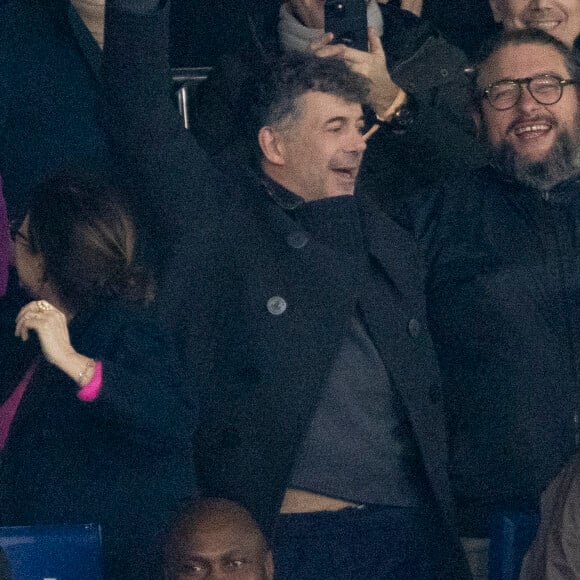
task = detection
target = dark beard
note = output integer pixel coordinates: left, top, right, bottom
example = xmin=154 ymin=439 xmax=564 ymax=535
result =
xmin=491 ymin=125 xmax=580 ymax=192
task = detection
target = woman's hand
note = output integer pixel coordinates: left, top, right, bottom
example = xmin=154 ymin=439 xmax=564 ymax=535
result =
xmin=15 ymin=300 xmax=74 ymax=366
xmin=15 ymin=300 xmax=95 ymax=386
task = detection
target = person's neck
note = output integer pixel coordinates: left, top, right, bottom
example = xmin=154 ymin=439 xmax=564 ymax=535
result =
xmin=70 ymin=0 xmax=105 ymax=48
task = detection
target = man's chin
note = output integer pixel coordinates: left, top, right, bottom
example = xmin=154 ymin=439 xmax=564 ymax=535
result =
xmin=494 ymin=129 xmax=580 ymax=191
xmin=511 ymin=143 xmax=554 ymax=165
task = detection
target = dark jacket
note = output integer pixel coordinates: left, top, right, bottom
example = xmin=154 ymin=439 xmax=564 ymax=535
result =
xmin=0 ymin=287 xmax=197 ymax=580
xmin=0 ymin=0 xmax=108 ymax=220
xmin=102 ymin=3 xmax=470 ymax=576
xmin=416 ymin=165 xmax=580 ymax=535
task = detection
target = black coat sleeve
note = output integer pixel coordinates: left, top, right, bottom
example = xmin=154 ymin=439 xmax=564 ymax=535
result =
xmin=73 ymin=305 xmax=198 ymax=451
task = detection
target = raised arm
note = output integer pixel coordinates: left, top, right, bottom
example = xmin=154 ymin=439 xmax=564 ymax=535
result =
xmin=101 ymin=0 xmax=231 ymax=236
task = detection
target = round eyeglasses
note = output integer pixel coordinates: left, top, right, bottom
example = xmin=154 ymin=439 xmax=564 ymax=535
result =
xmin=481 ymin=74 xmax=577 ymax=111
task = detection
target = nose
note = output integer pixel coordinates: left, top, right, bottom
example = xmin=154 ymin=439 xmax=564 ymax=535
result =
xmin=528 ymin=0 xmax=553 ymax=9
xmin=515 ymin=84 xmax=541 ymax=113
xmin=349 ymin=127 xmax=367 ymax=153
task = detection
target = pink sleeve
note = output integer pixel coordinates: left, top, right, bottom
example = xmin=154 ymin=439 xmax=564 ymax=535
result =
xmin=77 ymin=361 xmax=103 ymax=402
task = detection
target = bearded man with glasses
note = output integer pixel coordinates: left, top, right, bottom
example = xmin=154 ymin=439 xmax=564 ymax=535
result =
xmin=414 ymin=27 xmax=580 ymax=563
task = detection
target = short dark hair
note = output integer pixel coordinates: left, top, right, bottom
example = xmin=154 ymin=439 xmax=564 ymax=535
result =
xmin=470 ymin=28 xmax=580 ymax=109
xmin=26 ymin=170 xmax=155 ymax=313
xmin=244 ymin=50 xmax=370 ymax=138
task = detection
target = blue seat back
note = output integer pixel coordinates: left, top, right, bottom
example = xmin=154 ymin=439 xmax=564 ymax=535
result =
xmin=0 ymin=524 xmax=103 ymax=580
xmin=488 ymin=511 xmax=540 ymax=580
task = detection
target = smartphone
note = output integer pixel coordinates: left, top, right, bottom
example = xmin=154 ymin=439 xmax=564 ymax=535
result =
xmin=324 ymin=0 xmax=368 ymax=52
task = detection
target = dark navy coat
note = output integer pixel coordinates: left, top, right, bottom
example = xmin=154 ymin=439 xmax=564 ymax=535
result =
xmin=416 ymin=165 xmax=580 ymax=535
xmin=102 ymin=5 xmax=469 ymax=576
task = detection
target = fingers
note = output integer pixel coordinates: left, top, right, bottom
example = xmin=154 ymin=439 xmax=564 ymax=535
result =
xmin=15 ymin=300 xmax=58 ymax=341
xmin=367 ymin=27 xmax=383 ymax=55
xmin=309 ymin=32 xmax=340 ymax=55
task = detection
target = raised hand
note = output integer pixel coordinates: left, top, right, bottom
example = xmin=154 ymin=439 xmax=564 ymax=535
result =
xmin=309 ymin=27 xmax=401 ymax=117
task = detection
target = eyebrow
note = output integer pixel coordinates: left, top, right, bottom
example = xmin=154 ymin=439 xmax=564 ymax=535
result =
xmin=323 ymin=115 xmax=365 ymax=126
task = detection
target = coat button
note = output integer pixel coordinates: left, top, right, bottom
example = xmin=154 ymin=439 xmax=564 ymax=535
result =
xmin=267 ymin=296 xmax=287 ymax=315
xmin=286 ymin=231 xmax=309 ymax=249
xmin=408 ymin=318 xmax=422 ymax=338
xmin=440 ymin=68 xmax=449 ymax=77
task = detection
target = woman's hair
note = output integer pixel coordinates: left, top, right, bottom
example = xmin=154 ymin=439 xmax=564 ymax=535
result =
xmin=26 ymin=170 xmax=155 ymax=313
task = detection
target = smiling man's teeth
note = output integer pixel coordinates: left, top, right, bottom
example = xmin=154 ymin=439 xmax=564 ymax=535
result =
xmin=527 ymin=20 xmax=560 ymax=30
xmin=514 ymin=124 xmax=550 ymax=135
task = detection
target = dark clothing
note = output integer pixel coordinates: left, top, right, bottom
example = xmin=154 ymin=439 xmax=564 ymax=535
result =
xmin=0 ymin=0 xmax=108 ymax=220
xmin=169 ymin=0 xmax=278 ymax=67
xmin=0 ymin=0 xmax=194 ymax=222
xmin=0 ymin=288 xmax=197 ymax=580
xmin=415 ymin=165 xmax=580 ymax=535
xmin=268 ymin=183 xmax=429 ymax=508
xmin=291 ymin=316 xmax=429 ymax=507
xmin=102 ymin=3 xmax=470 ymax=576
xmin=360 ymin=4 xmax=488 ymax=223
xmin=273 ymin=505 xmax=465 ymax=580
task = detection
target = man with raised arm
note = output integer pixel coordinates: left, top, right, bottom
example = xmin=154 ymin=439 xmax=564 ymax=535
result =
xmin=101 ymin=1 xmax=470 ymax=577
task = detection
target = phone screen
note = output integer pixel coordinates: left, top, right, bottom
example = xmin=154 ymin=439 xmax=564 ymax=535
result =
xmin=324 ymin=0 xmax=368 ymax=52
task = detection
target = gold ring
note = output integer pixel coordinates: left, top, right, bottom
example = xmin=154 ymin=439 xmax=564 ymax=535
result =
xmin=38 ymin=300 xmax=52 ymax=311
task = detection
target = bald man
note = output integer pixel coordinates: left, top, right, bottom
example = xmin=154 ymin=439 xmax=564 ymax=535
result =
xmin=164 ymin=499 xmax=274 ymax=580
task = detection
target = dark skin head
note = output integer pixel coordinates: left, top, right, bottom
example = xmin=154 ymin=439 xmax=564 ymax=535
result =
xmin=164 ymin=499 xmax=274 ymax=580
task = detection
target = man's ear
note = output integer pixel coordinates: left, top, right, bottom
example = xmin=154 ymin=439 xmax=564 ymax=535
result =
xmin=258 ymin=126 xmax=286 ymax=166
xmin=488 ymin=0 xmax=504 ymax=24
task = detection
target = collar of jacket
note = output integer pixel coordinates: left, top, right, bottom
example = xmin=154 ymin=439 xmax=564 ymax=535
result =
xmin=260 ymin=173 xmax=305 ymax=211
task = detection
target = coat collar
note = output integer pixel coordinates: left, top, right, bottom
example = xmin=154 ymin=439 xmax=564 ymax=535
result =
xmin=68 ymin=3 xmax=102 ymax=80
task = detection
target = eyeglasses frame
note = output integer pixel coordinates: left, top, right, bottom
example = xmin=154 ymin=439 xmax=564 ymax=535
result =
xmin=480 ymin=74 xmax=578 ymax=111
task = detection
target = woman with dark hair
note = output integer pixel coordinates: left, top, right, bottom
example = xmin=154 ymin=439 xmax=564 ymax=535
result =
xmin=0 ymin=172 xmax=197 ymax=579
